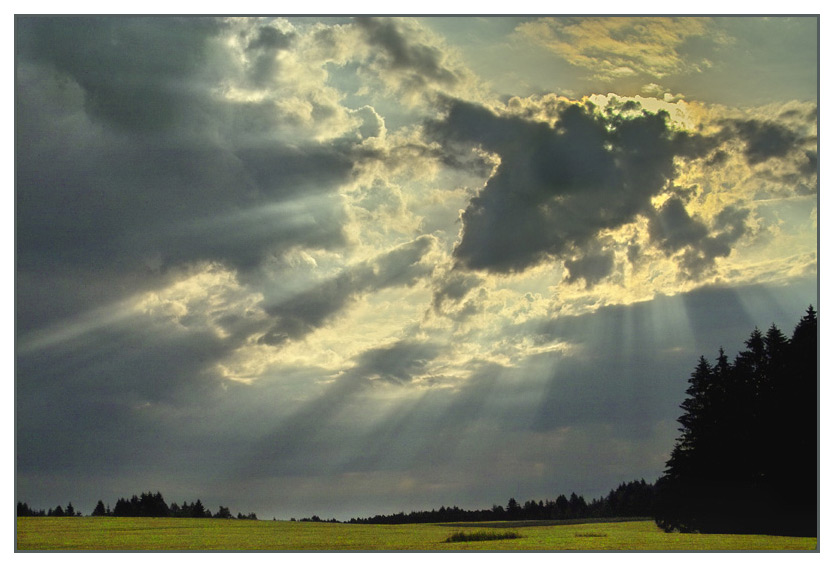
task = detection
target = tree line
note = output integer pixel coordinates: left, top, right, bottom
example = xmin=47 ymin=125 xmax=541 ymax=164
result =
xmin=16 ymin=501 xmax=81 ymax=517
xmin=655 ymin=306 xmax=817 ymax=536
xmin=347 ymin=479 xmax=656 ymax=524
xmin=17 ymin=491 xmax=258 ymax=520
xmin=19 ymin=481 xmax=656 ymax=524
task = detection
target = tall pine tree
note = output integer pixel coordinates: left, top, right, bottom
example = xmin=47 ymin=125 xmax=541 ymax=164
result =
xmin=655 ymin=307 xmax=817 ymax=536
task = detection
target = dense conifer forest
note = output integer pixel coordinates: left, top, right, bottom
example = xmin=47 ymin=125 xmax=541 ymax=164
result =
xmin=655 ymin=306 xmax=818 ymax=536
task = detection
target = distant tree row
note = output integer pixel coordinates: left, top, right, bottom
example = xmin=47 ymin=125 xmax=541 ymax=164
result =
xmin=655 ymin=306 xmax=817 ymax=536
xmin=18 ymin=491 xmax=258 ymax=520
xmin=17 ymin=480 xmax=656 ymax=525
xmin=17 ymin=501 xmax=81 ymax=517
xmin=296 ymin=515 xmax=341 ymax=523
xmin=347 ymin=480 xmax=655 ymax=524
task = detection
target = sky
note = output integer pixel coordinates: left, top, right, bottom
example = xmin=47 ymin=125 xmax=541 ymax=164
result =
xmin=14 ymin=14 xmax=819 ymax=521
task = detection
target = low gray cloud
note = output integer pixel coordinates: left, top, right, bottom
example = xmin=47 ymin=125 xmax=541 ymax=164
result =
xmin=427 ymin=98 xmax=715 ymax=277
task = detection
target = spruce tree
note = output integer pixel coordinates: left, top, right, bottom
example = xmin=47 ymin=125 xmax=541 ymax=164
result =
xmin=655 ymin=307 xmax=817 ymax=536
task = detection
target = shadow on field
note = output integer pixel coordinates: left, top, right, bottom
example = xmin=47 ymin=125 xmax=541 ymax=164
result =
xmin=439 ymin=517 xmax=651 ymax=529
xmin=443 ymin=530 xmax=522 ymax=543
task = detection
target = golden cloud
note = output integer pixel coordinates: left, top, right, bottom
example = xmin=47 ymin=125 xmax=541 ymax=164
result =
xmin=516 ymin=17 xmax=713 ymax=82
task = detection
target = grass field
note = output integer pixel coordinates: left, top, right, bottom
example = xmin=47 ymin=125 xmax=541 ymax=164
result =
xmin=15 ymin=517 xmax=818 ymax=551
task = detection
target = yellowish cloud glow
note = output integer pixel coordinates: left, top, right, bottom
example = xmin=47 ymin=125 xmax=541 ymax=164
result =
xmin=516 ymin=17 xmax=713 ymax=82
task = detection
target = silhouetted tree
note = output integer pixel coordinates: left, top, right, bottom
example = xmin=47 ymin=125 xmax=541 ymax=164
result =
xmin=506 ymin=498 xmax=521 ymax=519
xmin=656 ymin=307 xmax=817 ymax=536
xmin=568 ymin=493 xmax=587 ymax=518
xmin=91 ymin=500 xmax=107 ymax=516
xmin=554 ymin=494 xmax=569 ymax=518
xmin=192 ymin=499 xmax=205 ymax=517
xmin=776 ymin=306 xmax=818 ymax=536
xmin=138 ymin=492 xmax=169 ymax=517
xmin=17 ymin=502 xmax=46 ymax=517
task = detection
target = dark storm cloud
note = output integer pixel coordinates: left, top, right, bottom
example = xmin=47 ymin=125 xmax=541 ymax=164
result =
xmin=349 ymin=340 xmax=442 ymax=385
xmin=709 ymin=114 xmax=818 ymax=192
xmin=246 ymin=24 xmax=295 ymax=51
xmin=431 ymin=271 xmax=484 ymax=313
xmin=242 ymin=23 xmax=296 ymax=86
xmin=354 ymin=16 xmax=461 ymax=93
xmin=564 ymin=250 xmax=615 ymax=288
xmin=15 ymin=17 xmax=359 ymax=331
xmin=710 ymin=205 xmax=749 ymax=246
xmin=648 ymin=197 xmax=709 ymax=253
xmin=260 ymin=236 xmax=435 ymax=345
xmin=14 ymin=16 xmax=375 ymax=505
xmin=427 ymin=98 xmax=715 ymax=277
xmin=731 ymin=118 xmax=801 ymax=164
xmin=801 ymin=150 xmax=818 ymax=176
xmin=648 ymin=198 xmax=750 ymax=280
xmin=17 ymin=16 xmax=221 ymax=133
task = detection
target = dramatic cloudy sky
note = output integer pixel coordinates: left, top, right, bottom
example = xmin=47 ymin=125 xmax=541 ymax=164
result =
xmin=15 ymin=15 xmax=818 ymax=520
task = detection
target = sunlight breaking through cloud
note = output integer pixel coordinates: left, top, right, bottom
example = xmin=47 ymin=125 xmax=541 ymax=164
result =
xmin=15 ymin=16 xmax=817 ymax=520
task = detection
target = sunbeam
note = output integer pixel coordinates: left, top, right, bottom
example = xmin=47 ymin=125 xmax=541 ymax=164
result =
xmin=16 ymin=15 xmax=817 ymax=523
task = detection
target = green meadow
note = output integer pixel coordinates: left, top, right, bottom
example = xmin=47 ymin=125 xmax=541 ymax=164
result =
xmin=16 ymin=517 xmax=818 ymax=551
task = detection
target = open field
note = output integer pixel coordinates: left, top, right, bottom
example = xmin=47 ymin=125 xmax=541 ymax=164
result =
xmin=16 ymin=517 xmax=818 ymax=551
